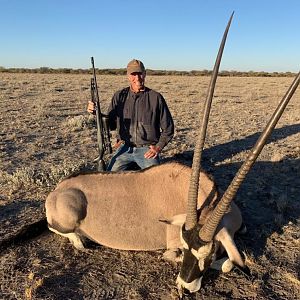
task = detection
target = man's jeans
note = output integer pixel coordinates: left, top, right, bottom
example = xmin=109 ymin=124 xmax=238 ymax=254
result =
xmin=107 ymin=144 xmax=160 ymax=171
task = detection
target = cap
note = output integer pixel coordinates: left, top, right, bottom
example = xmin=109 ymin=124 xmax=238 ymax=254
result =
xmin=127 ymin=59 xmax=145 ymax=74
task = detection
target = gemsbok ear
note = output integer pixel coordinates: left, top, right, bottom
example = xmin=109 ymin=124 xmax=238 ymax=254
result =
xmin=159 ymin=214 xmax=186 ymax=227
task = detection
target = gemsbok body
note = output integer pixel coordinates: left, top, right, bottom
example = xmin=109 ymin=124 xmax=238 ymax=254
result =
xmin=45 ymin=12 xmax=300 ymax=297
xmin=46 ymin=162 xmax=242 ymax=262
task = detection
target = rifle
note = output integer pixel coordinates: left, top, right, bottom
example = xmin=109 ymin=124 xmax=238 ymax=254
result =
xmin=90 ymin=57 xmax=112 ymax=171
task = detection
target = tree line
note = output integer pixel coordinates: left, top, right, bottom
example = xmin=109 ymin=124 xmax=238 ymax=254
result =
xmin=0 ymin=66 xmax=296 ymax=77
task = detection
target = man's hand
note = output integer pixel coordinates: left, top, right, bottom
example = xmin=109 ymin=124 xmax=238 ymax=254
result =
xmin=87 ymin=101 xmax=95 ymax=114
xmin=144 ymin=145 xmax=161 ymax=159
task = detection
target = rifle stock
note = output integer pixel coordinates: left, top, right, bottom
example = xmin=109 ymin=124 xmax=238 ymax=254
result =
xmin=90 ymin=57 xmax=112 ymax=171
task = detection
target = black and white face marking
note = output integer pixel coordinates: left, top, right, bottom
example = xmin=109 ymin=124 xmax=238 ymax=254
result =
xmin=177 ymin=225 xmax=216 ymax=293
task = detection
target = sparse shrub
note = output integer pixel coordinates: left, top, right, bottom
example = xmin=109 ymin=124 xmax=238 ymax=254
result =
xmin=46 ymin=159 xmax=87 ymax=184
xmin=0 ymin=167 xmax=35 ymax=190
xmin=61 ymin=115 xmax=88 ymax=132
xmin=0 ymin=159 xmax=87 ymax=198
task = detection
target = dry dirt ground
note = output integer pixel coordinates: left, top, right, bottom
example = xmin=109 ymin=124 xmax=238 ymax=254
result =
xmin=0 ymin=73 xmax=299 ymax=300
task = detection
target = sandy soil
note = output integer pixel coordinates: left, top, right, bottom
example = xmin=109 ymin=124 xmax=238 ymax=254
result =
xmin=0 ymin=73 xmax=299 ymax=299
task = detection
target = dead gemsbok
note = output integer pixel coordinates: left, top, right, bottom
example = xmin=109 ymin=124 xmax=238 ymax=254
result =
xmin=45 ymin=12 xmax=300 ymax=296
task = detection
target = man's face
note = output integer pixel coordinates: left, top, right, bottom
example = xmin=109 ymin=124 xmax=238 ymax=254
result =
xmin=128 ymin=72 xmax=146 ymax=92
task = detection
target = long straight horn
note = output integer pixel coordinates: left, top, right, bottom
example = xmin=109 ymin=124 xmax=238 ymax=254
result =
xmin=200 ymin=72 xmax=300 ymax=241
xmin=185 ymin=12 xmax=234 ymax=231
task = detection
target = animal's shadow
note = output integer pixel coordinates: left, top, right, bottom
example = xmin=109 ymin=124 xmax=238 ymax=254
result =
xmin=34 ymin=259 xmax=87 ymax=299
xmin=170 ymin=123 xmax=300 ymax=167
xmin=166 ymin=123 xmax=300 ymax=259
xmin=0 ymin=200 xmax=46 ymax=251
xmin=213 ymin=159 xmax=299 ymax=255
xmin=205 ymin=123 xmax=300 ymax=166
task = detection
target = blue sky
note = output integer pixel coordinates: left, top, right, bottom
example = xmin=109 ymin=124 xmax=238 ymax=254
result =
xmin=1 ymin=0 xmax=299 ymax=72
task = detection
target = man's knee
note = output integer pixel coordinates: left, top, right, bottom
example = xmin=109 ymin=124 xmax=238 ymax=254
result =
xmin=108 ymin=156 xmax=137 ymax=171
xmin=142 ymin=157 xmax=160 ymax=169
xmin=108 ymin=161 xmax=129 ymax=172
